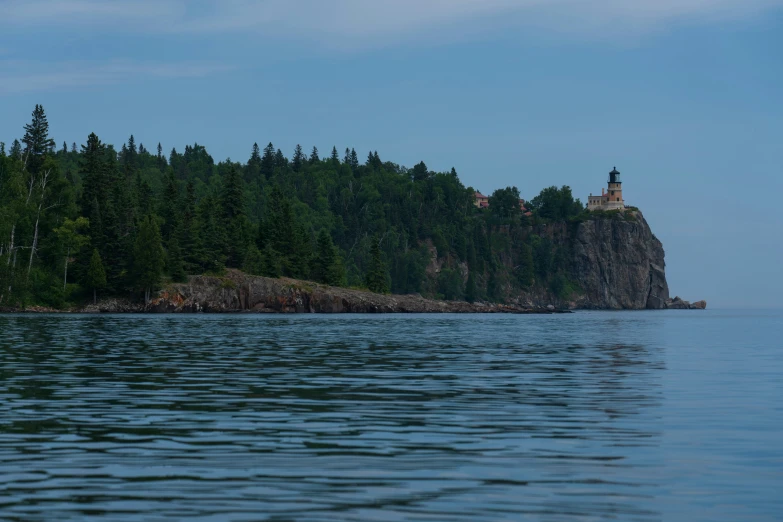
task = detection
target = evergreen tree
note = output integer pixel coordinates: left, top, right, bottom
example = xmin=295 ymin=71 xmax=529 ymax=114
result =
xmin=260 ymin=243 xmax=281 ymax=278
xmin=274 ymin=148 xmax=286 ymax=168
xmin=350 ymin=148 xmax=359 ymax=170
xmin=61 ymin=141 xmax=68 ymax=154
xmin=292 ymin=144 xmax=304 ymax=172
xmin=0 ymin=142 xmax=5 ymax=157
xmin=365 ymin=237 xmax=389 ymax=293
xmin=312 ymin=229 xmax=345 ymax=286
xmin=133 ymin=215 xmax=165 ymax=304
xmin=330 ymin=146 xmax=340 ymax=164
xmin=80 ymin=133 xmax=108 ymax=210
xmin=22 ymin=104 xmax=55 ymax=171
xmin=517 ymin=243 xmax=534 ymax=288
xmin=220 ymin=164 xmax=246 ymax=267
xmin=167 ymin=236 xmax=187 ymax=283
xmin=344 ymin=147 xmax=351 ymax=165
xmin=10 ymin=139 xmax=22 ymax=160
xmin=310 ymin=146 xmax=320 ymax=163
xmin=261 ymin=142 xmax=275 ymax=179
xmin=85 ymin=248 xmax=107 ymax=305
xmin=71 ymin=142 xmax=77 ymax=153
xmin=126 ymin=135 xmax=137 ymax=169
xmin=243 ymin=243 xmax=264 ymax=276
xmin=465 ymin=271 xmax=477 ymax=303
xmin=160 ymin=170 xmax=180 ymax=241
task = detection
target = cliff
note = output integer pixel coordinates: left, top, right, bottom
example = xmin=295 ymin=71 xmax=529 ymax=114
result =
xmin=569 ymin=210 xmax=671 ymax=309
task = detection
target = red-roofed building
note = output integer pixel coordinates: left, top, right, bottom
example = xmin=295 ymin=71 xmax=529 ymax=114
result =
xmin=474 ymin=192 xmax=489 ymax=208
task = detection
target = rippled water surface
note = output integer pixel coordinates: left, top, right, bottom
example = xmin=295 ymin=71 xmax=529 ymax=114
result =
xmin=0 ymin=311 xmax=781 ymax=521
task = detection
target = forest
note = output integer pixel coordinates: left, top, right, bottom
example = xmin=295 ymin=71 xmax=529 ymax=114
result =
xmin=0 ymin=105 xmax=588 ymax=308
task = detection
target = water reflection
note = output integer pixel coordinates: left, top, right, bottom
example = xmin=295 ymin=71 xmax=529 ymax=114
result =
xmin=0 ymin=314 xmax=665 ymax=521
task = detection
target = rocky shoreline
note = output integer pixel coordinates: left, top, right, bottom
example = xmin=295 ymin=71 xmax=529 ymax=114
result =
xmin=1 ymin=271 xmax=571 ymax=315
xmin=0 ymin=270 xmax=706 ymax=315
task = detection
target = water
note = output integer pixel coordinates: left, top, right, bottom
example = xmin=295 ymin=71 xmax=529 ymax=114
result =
xmin=0 ymin=311 xmax=780 ymax=521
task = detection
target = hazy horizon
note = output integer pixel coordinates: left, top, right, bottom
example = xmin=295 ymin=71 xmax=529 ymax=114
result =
xmin=2 ymin=0 xmax=781 ymax=308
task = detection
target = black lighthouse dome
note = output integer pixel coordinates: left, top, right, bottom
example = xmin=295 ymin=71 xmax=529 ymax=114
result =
xmin=609 ymin=166 xmax=621 ymax=184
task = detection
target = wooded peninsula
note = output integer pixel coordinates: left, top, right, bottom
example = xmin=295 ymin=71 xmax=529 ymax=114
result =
xmin=2 ymin=105 xmax=682 ymax=311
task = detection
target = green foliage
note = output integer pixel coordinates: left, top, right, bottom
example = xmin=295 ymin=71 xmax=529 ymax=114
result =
xmin=529 ymin=186 xmax=584 ymax=221
xmin=465 ymin=271 xmax=477 ymax=303
xmin=167 ymin=236 xmax=187 ymax=283
xmin=85 ymin=249 xmax=107 ymax=303
xmin=1 ymin=105 xmax=601 ymax=308
xmin=437 ymin=267 xmax=464 ymax=301
xmin=312 ymin=229 xmax=346 ymax=287
xmin=133 ymin=215 xmax=165 ymax=303
xmin=365 ymin=237 xmax=389 ymax=294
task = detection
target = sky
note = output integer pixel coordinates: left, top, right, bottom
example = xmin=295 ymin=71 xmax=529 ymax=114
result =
xmin=1 ymin=0 xmax=781 ymax=308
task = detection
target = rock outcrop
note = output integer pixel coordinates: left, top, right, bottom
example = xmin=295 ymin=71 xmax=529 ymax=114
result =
xmin=570 ymin=210 xmax=673 ymax=309
xmin=77 ymin=271 xmax=568 ymax=314
xmin=664 ymin=297 xmax=708 ymax=310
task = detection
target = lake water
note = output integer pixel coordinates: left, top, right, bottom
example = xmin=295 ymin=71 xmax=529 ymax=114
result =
xmin=0 ymin=311 xmax=781 ymax=521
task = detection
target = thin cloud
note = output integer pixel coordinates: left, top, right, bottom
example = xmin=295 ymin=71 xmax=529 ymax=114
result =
xmin=2 ymin=0 xmax=781 ymax=42
xmin=0 ymin=60 xmax=234 ymax=95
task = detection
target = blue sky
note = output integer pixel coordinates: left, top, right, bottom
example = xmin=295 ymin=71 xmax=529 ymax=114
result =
xmin=1 ymin=0 xmax=781 ymax=308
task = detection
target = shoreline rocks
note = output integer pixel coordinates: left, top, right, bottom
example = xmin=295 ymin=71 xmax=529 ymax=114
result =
xmin=665 ymin=297 xmax=708 ymax=310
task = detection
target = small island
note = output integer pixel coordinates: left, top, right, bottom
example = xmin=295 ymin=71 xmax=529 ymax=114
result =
xmin=0 ymin=106 xmax=703 ymax=313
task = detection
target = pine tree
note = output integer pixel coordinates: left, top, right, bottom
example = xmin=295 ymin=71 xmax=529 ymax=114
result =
xmin=0 ymin=142 xmax=5 ymax=157
xmin=22 ymin=104 xmax=55 ymax=170
xmin=220 ymin=164 xmax=246 ymax=267
xmin=365 ymin=237 xmax=389 ymax=293
xmin=350 ymin=148 xmax=359 ymax=170
xmin=312 ymin=229 xmax=345 ymax=286
xmin=80 ymin=133 xmax=108 ymax=210
xmin=309 ymin=146 xmax=319 ymax=163
xmin=330 ymin=146 xmax=339 ymax=164
xmin=167 ymin=236 xmax=187 ymax=283
xmin=465 ymin=271 xmax=477 ymax=303
xmin=292 ymin=144 xmax=304 ymax=172
xmin=160 ymin=170 xmax=180 ymax=241
xmin=260 ymin=243 xmax=281 ymax=278
xmin=133 ymin=215 xmax=165 ymax=304
xmin=344 ymin=148 xmax=351 ymax=165
xmin=243 ymin=243 xmax=263 ymax=276
xmin=517 ymin=243 xmax=535 ymax=288
xmin=261 ymin=142 xmax=275 ymax=179
xmin=126 ymin=135 xmax=137 ymax=170
xmin=71 ymin=142 xmax=77 ymax=153
xmin=10 ymin=139 xmax=22 ymax=160
xmin=274 ymin=149 xmax=286 ymax=168
xmin=85 ymin=248 xmax=107 ymax=305
xmin=61 ymin=141 xmax=68 ymax=154
xmin=181 ymin=180 xmax=199 ymax=272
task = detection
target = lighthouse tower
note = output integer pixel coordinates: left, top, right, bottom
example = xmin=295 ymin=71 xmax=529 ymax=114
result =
xmin=587 ymin=167 xmax=626 ymax=211
xmin=605 ymin=167 xmax=624 ymax=210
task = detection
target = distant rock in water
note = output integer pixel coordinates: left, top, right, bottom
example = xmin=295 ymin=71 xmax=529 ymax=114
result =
xmin=664 ymin=297 xmax=708 ymax=310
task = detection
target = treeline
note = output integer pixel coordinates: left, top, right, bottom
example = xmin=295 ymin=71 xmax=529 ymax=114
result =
xmin=0 ymin=105 xmax=586 ymax=308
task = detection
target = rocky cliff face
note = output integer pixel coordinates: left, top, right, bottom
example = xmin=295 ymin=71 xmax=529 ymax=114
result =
xmin=569 ymin=210 xmax=671 ymax=309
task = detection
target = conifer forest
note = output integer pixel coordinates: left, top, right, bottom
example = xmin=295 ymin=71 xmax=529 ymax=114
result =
xmin=0 ymin=105 xmax=587 ymax=308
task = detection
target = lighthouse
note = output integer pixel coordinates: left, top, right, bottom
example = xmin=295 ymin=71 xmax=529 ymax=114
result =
xmin=588 ymin=167 xmax=625 ymax=211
